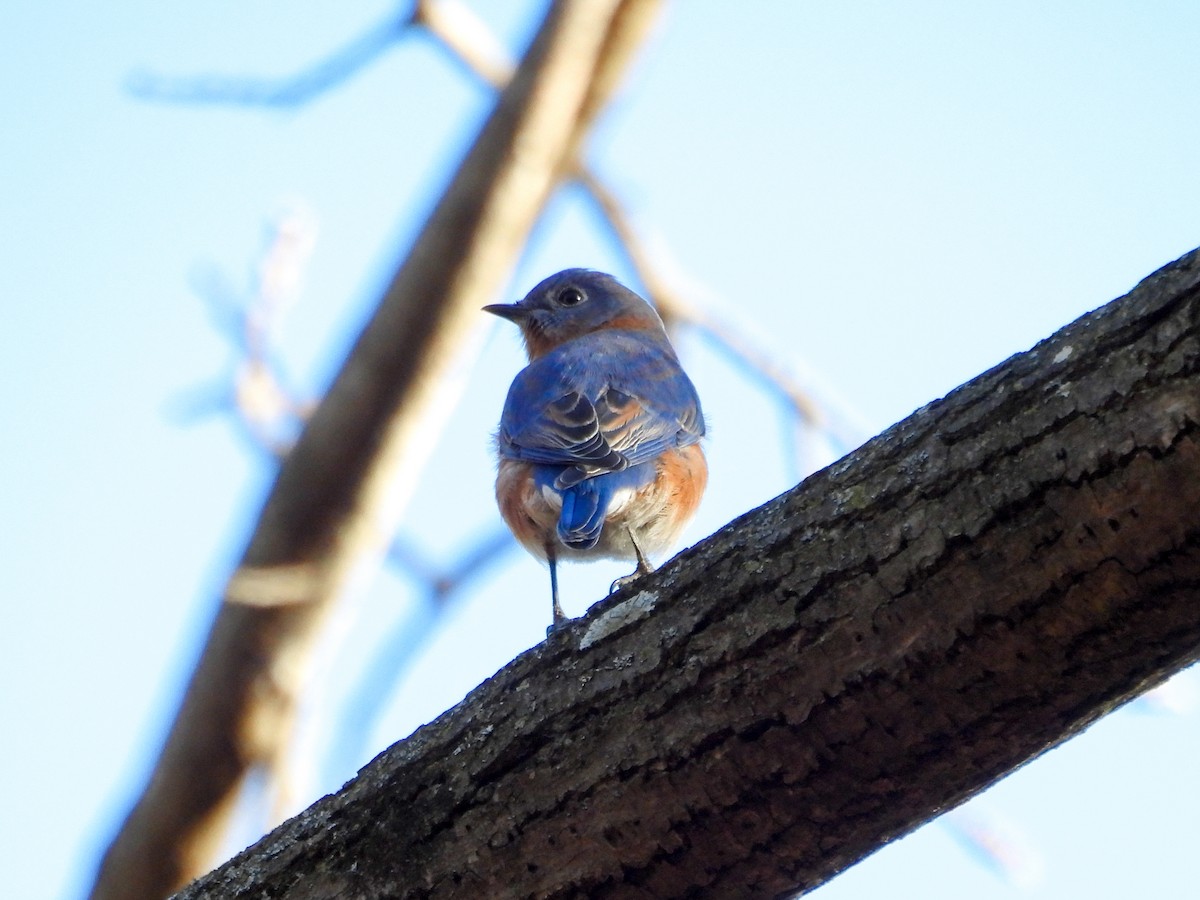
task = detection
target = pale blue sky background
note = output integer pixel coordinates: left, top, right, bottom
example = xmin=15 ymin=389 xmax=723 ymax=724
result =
xmin=2 ymin=2 xmax=1198 ymax=898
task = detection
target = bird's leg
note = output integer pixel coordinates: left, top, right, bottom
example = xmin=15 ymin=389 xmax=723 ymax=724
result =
xmin=547 ymin=543 xmax=567 ymax=635
xmin=610 ymin=529 xmax=655 ymax=594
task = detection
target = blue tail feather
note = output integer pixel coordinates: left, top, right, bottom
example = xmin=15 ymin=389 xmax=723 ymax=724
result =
xmin=533 ymin=464 xmax=655 ymax=551
xmin=558 ymin=479 xmax=606 ymax=549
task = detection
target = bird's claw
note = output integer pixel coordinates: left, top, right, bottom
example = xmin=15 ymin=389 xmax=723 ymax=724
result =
xmin=609 ymin=571 xmax=643 ymax=594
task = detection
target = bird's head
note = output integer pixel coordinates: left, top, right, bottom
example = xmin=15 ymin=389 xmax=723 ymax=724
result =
xmin=484 ymin=269 xmax=667 ymax=360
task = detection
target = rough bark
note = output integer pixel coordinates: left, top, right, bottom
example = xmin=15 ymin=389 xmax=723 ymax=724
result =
xmin=89 ymin=3 xmax=663 ymax=898
xmin=171 ymin=247 xmax=1200 ymax=899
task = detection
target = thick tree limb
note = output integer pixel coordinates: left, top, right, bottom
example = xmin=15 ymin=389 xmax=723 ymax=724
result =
xmin=89 ymin=3 xmax=663 ymax=898
xmin=174 ymin=246 xmax=1200 ymax=899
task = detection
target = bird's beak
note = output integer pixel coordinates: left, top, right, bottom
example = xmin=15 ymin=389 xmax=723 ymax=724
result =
xmin=483 ymin=303 xmax=529 ymax=323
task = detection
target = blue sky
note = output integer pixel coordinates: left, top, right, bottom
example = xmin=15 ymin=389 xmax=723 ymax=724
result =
xmin=2 ymin=2 xmax=1198 ymax=897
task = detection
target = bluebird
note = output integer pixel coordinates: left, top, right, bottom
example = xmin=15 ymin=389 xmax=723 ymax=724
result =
xmin=486 ymin=269 xmax=707 ymax=629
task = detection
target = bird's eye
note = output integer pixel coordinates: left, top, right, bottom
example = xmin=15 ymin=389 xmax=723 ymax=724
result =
xmin=557 ymin=287 xmax=585 ymax=307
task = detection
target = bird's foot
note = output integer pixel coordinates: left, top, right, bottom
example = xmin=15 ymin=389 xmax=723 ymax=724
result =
xmin=546 ymin=621 xmax=570 ymax=637
xmin=547 ymin=601 xmax=569 ymax=637
xmin=609 ymin=571 xmax=644 ymax=594
xmin=610 ymin=562 xmax=655 ymax=594
xmin=610 ymin=530 xmax=655 ymax=594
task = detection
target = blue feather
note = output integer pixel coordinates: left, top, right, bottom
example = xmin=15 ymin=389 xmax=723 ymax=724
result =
xmin=533 ymin=463 xmax=657 ymax=551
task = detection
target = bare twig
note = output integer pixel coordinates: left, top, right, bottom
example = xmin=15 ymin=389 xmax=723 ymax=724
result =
xmin=323 ymin=527 xmax=516 ymax=785
xmin=175 ymin=206 xmax=317 ymax=457
xmin=88 ymin=3 xmax=664 ymax=898
xmin=944 ymin=809 xmax=1044 ymax=889
xmin=126 ymin=0 xmax=515 ymax=108
xmin=386 ymin=527 xmax=515 ymax=602
xmin=413 ymin=0 xmax=514 ymax=88
xmin=578 ymin=168 xmax=872 ymax=453
xmin=127 ymin=12 xmax=412 ymax=107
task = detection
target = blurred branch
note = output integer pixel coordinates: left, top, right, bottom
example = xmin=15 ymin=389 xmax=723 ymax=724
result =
xmin=413 ymin=0 xmax=514 ymax=88
xmin=579 ymin=172 xmax=820 ymax=420
xmin=173 ymin=205 xmax=318 ymax=457
xmin=172 ymin=245 xmax=1200 ymax=899
xmin=88 ymin=2 xmax=664 ymax=898
xmin=323 ymin=527 xmax=516 ymax=785
xmin=127 ymin=1 xmax=517 ymax=107
xmin=127 ymin=12 xmax=411 ymax=106
xmin=386 ymin=527 xmax=516 ymax=602
xmin=576 ymin=169 xmax=874 ymax=454
xmin=944 ymin=808 xmax=1044 ymax=890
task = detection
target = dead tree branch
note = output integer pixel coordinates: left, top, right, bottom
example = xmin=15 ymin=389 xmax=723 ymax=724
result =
xmin=89 ymin=2 xmax=664 ymax=898
xmin=173 ymin=247 xmax=1200 ymax=898
xmin=414 ymin=0 xmax=515 ymax=88
xmin=127 ymin=0 xmax=514 ymax=107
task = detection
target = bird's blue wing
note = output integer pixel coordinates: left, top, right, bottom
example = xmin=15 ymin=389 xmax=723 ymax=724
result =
xmin=497 ymin=333 xmax=704 ymax=484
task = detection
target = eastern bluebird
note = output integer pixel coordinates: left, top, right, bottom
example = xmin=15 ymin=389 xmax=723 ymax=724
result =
xmin=486 ymin=269 xmax=707 ymax=629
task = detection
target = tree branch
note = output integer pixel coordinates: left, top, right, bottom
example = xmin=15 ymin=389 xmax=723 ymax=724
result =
xmin=126 ymin=12 xmax=411 ymax=107
xmin=414 ymin=0 xmax=515 ymax=89
xmin=173 ymin=246 xmax=1200 ymax=899
xmin=576 ymin=168 xmax=871 ymax=453
xmin=89 ymin=2 xmax=664 ymax=898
